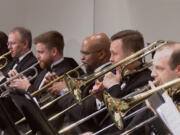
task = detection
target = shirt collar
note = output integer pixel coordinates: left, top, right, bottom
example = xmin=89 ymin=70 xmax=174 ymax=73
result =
xmin=94 ymin=62 xmax=111 ymax=72
xmin=18 ymin=50 xmax=31 ymax=62
xmin=50 ymin=57 xmax=64 ymax=69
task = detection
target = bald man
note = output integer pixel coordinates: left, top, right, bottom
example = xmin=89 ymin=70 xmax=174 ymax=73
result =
xmin=80 ymin=33 xmax=111 ymax=74
xmin=47 ymin=33 xmax=111 ymax=96
xmin=49 ymin=33 xmax=111 ymax=134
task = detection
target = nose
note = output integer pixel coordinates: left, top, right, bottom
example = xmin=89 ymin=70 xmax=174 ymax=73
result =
xmin=109 ymin=56 xmax=114 ymax=63
xmin=36 ymin=53 xmax=40 ymax=60
xmin=81 ymin=54 xmax=85 ymax=62
xmin=8 ymin=44 xmax=12 ymax=50
xmin=151 ymin=69 xmax=157 ymax=79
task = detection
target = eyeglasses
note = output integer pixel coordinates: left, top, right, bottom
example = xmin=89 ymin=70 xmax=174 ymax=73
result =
xmin=7 ymin=42 xmax=16 ymax=46
xmin=80 ymin=50 xmax=101 ymax=55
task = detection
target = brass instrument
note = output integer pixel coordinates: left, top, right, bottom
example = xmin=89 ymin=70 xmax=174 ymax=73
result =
xmin=46 ymin=62 xmax=154 ymax=123
xmin=28 ymin=40 xmax=165 ymax=125
xmin=21 ymin=50 xmax=155 ymax=133
xmin=30 ymin=63 xmax=84 ymax=97
xmin=92 ymin=106 xmax=148 ymax=135
xmin=16 ymin=40 xmax=168 ymax=133
xmin=58 ymin=105 xmax=148 ymax=134
xmin=58 ymin=80 xmax=158 ymax=134
xmin=15 ymin=63 xmax=84 ymax=125
xmin=0 ymin=62 xmax=39 ymax=97
xmin=104 ymin=78 xmax=180 ymax=130
xmin=64 ymin=40 xmax=166 ymax=103
xmin=0 ymin=51 xmax=12 ymax=70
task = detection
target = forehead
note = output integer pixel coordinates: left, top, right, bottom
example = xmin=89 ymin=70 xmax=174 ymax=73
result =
xmin=35 ymin=43 xmax=48 ymax=50
xmin=81 ymin=39 xmax=96 ymax=51
xmin=153 ymin=48 xmax=173 ymax=65
xmin=110 ymin=39 xmax=123 ymax=52
xmin=8 ymin=31 xmax=21 ymax=40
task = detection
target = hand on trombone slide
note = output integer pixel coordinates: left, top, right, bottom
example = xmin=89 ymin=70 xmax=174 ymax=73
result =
xmin=145 ymin=80 xmax=158 ymax=115
xmin=89 ymin=80 xmax=104 ymax=101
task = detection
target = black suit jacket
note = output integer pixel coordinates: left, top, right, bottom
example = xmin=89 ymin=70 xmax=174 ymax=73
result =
xmin=29 ymin=57 xmax=84 ymax=131
xmin=0 ymin=52 xmax=40 ymax=132
xmin=28 ymin=57 xmax=83 ymax=93
xmin=2 ymin=52 xmax=38 ymax=78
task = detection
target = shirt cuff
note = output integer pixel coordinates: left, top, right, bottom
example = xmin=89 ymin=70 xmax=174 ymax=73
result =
xmin=96 ymin=98 xmax=104 ymax=110
xmin=60 ymin=88 xmax=69 ymax=95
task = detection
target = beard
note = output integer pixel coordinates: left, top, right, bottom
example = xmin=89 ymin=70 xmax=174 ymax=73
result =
xmin=39 ymin=58 xmax=53 ymax=69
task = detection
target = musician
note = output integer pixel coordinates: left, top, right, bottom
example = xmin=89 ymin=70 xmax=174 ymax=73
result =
xmin=9 ymin=30 xmax=84 ymax=131
xmin=51 ymin=33 xmax=111 ymax=134
xmin=147 ymin=42 xmax=180 ymax=134
xmin=45 ymin=33 xmax=111 ymax=96
xmin=81 ymin=30 xmax=153 ymax=135
xmin=1 ymin=27 xmax=38 ymax=81
xmin=0 ymin=27 xmax=40 ymax=134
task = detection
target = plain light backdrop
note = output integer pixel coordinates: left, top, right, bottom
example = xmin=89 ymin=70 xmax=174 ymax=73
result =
xmin=0 ymin=0 xmax=179 ymax=64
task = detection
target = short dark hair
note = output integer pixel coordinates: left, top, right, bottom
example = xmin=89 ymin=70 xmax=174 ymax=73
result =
xmin=33 ymin=31 xmax=64 ymax=54
xmin=111 ymin=30 xmax=144 ymax=53
xmin=0 ymin=31 xmax=8 ymax=55
xmin=169 ymin=49 xmax=180 ymax=70
xmin=10 ymin=27 xmax=32 ymax=49
xmin=157 ymin=42 xmax=180 ymax=70
xmin=0 ymin=31 xmax=12 ymax=61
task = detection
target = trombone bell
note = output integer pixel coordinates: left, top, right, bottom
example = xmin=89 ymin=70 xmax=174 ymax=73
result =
xmin=64 ymin=74 xmax=82 ymax=103
xmin=103 ymin=91 xmax=124 ymax=130
xmin=0 ymin=51 xmax=12 ymax=70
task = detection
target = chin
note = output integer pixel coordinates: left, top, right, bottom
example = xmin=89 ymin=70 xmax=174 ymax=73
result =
xmin=39 ymin=62 xmax=46 ymax=69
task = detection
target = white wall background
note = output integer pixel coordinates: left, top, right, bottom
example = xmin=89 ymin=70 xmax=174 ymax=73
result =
xmin=0 ymin=0 xmax=180 ymax=63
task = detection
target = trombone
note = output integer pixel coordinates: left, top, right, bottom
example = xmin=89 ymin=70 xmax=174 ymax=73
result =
xmin=30 ymin=63 xmax=84 ymax=97
xmin=0 ymin=61 xmax=39 ymax=96
xmin=23 ymin=40 xmax=166 ymax=124
xmin=47 ymin=61 xmax=154 ymax=123
xmin=15 ymin=40 xmax=166 ymax=129
xmin=57 ymin=79 xmax=159 ymax=134
xmin=15 ymin=63 xmax=84 ymax=125
xmin=0 ymin=51 xmax=12 ymax=70
xmin=103 ymin=78 xmax=180 ymax=131
xmin=64 ymin=40 xmax=166 ymax=103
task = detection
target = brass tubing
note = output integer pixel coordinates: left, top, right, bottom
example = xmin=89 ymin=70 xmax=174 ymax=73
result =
xmin=0 ymin=51 xmax=12 ymax=70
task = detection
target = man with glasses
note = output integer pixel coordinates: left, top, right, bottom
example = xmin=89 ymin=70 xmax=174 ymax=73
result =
xmin=1 ymin=27 xmax=38 ymax=81
xmin=0 ymin=27 xmax=39 ymax=134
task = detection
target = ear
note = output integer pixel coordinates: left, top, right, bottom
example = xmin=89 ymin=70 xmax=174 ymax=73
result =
xmin=23 ymin=41 xmax=29 ymax=49
xmin=175 ymin=65 xmax=180 ymax=77
xmin=99 ymin=50 xmax=106 ymax=60
xmin=51 ymin=47 xmax=57 ymax=57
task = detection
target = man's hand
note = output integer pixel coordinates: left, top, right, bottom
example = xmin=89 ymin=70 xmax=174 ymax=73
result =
xmin=47 ymin=80 xmax=67 ymax=95
xmin=145 ymin=81 xmax=157 ymax=115
xmin=89 ymin=80 xmax=104 ymax=101
xmin=44 ymin=72 xmax=57 ymax=85
xmin=9 ymin=75 xmax=31 ymax=91
xmin=103 ymin=68 xmax=122 ymax=89
xmin=8 ymin=69 xmax=18 ymax=77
